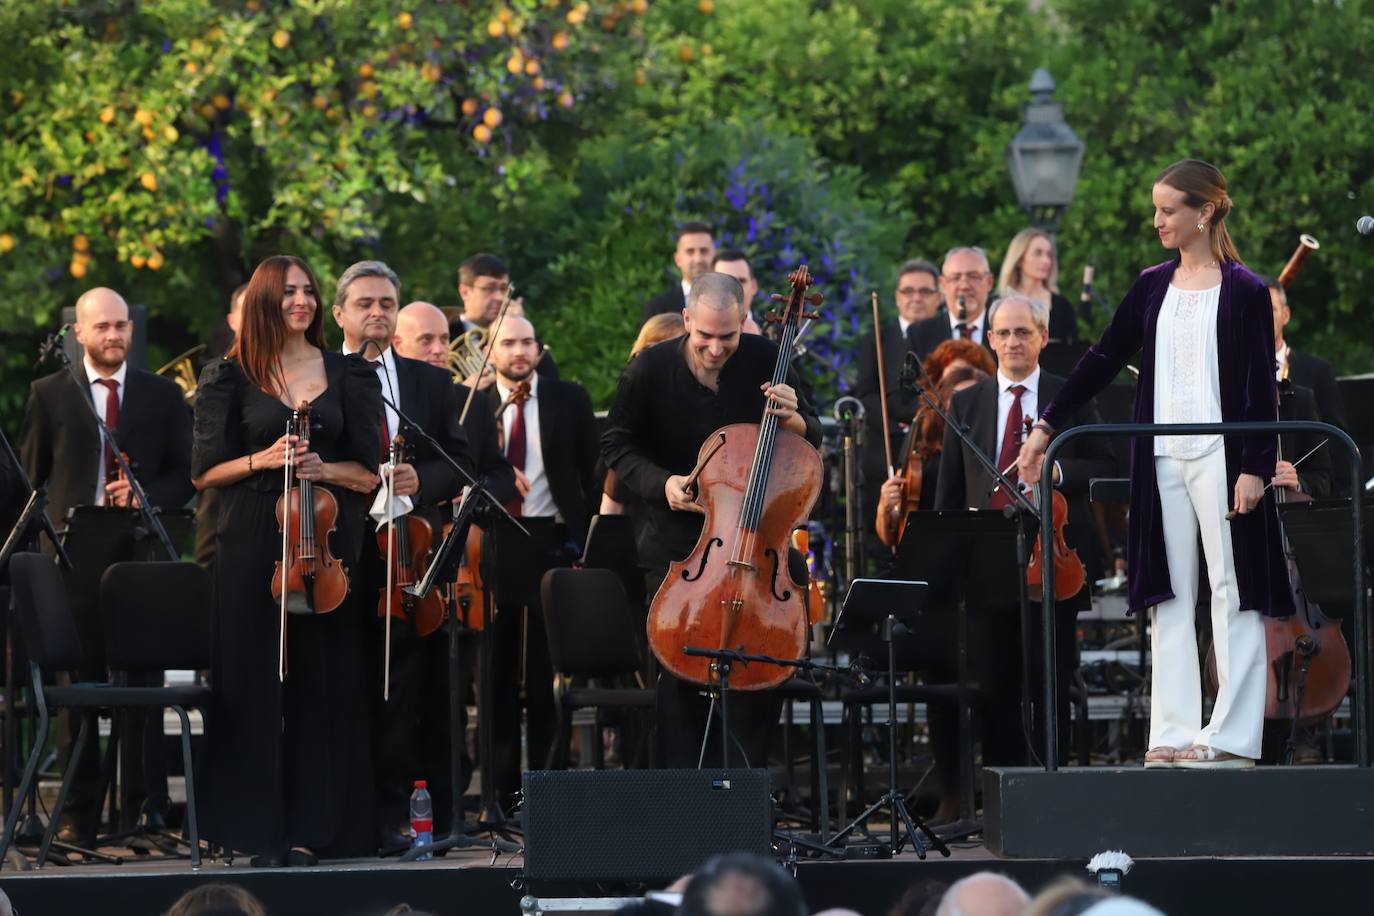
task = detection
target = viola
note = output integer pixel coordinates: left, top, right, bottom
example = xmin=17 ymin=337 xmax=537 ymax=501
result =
xmin=377 ymin=434 xmax=445 ymax=637
xmin=1020 ymin=418 xmax=1086 ymax=602
xmin=271 ymin=401 xmax=348 ymax=617
xmin=646 ymin=265 xmax=824 ymax=691
xmin=1026 ymin=488 xmax=1086 ymax=602
xmin=448 ymin=518 xmax=488 ymax=631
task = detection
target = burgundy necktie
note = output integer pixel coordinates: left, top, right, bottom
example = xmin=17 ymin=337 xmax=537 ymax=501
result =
xmin=504 ymin=394 xmax=527 ymax=517
xmin=990 ymin=384 xmax=1026 ymax=511
xmin=95 ymin=378 xmax=120 ymax=483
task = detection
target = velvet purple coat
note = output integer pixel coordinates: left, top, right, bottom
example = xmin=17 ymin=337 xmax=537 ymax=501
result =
xmin=1040 ymin=258 xmax=1293 ymax=618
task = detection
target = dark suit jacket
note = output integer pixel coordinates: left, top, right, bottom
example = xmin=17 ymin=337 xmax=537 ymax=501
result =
xmin=486 ymin=376 xmax=599 ymax=550
xmin=854 ymin=319 xmax=922 ymax=433
xmin=1279 ymin=382 xmax=1331 ymax=498
xmin=934 ymin=372 xmax=1115 ymax=597
xmin=642 ymin=284 xmax=686 ymax=325
xmin=390 ymin=354 xmax=474 ymax=511
xmin=456 ymin=381 xmax=517 ymax=507
xmin=907 ymin=309 xmax=997 ymax=362
xmin=1286 ymin=347 xmax=1347 ymax=431
xmin=21 ymin=365 xmax=194 ymax=526
xmin=448 ymin=317 xmax=561 ymax=380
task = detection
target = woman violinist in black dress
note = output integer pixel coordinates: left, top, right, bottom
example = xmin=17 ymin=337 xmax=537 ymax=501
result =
xmin=192 ymin=255 xmax=383 ymax=864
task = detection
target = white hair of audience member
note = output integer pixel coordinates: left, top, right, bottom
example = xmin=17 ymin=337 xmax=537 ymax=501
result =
xmin=1080 ymin=898 xmax=1165 ymax=916
xmin=935 ymin=872 xmax=1029 ymax=916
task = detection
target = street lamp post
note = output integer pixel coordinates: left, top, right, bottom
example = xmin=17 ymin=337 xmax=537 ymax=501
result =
xmin=1005 ymin=68 xmax=1084 ymax=231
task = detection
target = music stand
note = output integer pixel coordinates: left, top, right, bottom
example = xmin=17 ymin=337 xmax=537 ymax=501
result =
xmin=825 ymin=578 xmax=949 ymax=859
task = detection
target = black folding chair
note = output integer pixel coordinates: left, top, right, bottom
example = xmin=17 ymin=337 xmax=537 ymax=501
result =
xmin=540 ymin=567 xmax=655 ymax=769
xmin=0 ymin=554 xmax=210 ymax=868
xmin=97 ymin=561 xmax=213 ymax=858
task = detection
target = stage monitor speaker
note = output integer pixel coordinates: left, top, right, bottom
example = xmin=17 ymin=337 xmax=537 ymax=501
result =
xmin=522 ymin=768 xmax=772 ymax=883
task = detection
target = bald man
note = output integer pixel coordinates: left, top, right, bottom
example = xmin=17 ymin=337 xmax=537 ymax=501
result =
xmin=21 ymin=287 xmax=194 ymax=843
xmin=934 ymin=872 xmax=1028 ymax=916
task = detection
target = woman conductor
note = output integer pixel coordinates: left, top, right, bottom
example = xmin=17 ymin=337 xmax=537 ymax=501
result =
xmin=1018 ymin=159 xmax=1291 ymax=770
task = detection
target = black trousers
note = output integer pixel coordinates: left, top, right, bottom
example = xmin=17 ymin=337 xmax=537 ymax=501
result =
xmin=489 ymin=517 xmax=576 ymax=804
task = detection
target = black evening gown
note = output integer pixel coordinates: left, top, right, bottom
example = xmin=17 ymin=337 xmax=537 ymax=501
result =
xmin=192 ymin=351 xmax=382 ymax=858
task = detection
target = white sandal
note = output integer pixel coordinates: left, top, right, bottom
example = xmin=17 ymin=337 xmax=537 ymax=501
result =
xmin=1175 ymin=745 xmax=1255 ymax=770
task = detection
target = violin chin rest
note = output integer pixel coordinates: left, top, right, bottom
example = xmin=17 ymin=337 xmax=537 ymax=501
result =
xmin=285 ymin=593 xmax=314 ymax=616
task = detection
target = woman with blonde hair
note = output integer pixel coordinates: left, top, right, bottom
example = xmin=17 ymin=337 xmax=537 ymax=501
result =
xmin=631 ymin=312 xmax=686 ymax=358
xmin=997 ymin=227 xmax=1078 ymax=342
xmin=1020 ymin=159 xmax=1290 ymax=770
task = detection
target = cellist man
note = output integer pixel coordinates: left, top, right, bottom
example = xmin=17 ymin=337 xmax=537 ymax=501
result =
xmin=602 ymin=273 xmax=823 ymax=768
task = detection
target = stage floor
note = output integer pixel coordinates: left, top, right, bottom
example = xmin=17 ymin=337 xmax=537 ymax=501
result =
xmin=4 ymin=831 xmax=1374 ymax=916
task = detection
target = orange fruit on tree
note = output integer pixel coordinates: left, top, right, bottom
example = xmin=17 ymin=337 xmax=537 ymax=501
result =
xmin=140 ymin=172 xmax=158 ymax=191
xmin=473 ymin=123 xmax=492 ymax=143
xmin=271 ymin=29 xmax=290 ymax=49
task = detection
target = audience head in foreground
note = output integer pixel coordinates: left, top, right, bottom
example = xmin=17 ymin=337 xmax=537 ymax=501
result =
xmin=678 ymin=852 xmax=808 ymax=916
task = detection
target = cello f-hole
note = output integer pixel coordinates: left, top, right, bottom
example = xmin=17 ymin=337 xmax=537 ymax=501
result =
xmin=682 ymin=537 xmax=724 ymax=582
xmin=764 ymin=548 xmax=792 ymax=602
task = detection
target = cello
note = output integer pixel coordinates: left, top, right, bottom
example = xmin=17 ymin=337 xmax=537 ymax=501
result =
xmin=646 ymin=265 xmax=824 ymax=691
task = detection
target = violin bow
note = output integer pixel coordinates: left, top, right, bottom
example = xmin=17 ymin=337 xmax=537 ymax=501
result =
xmin=458 ymin=282 xmax=516 ymax=425
xmin=871 ymin=291 xmax=895 ymax=476
xmin=1225 ymin=437 xmax=1330 ymax=520
xmin=382 ymin=436 xmax=398 ymax=701
xmin=278 ymin=411 xmax=295 ymax=683
xmin=991 ymin=415 xmax=1035 ymax=496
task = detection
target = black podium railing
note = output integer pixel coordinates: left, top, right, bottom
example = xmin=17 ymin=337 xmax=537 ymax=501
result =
xmin=1038 ymin=421 xmax=1367 ymax=770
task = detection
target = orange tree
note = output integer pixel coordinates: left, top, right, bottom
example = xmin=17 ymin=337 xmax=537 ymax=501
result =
xmin=0 ymin=0 xmax=646 ymax=421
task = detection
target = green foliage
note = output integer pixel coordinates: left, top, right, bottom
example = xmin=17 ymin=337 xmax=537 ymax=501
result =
xmin=1045 ymin=0 xmax=1374 ymax=366
xmin=1 ymin=0 xmax=1371 ymax=434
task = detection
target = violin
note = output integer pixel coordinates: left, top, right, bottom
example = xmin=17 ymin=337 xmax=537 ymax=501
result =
xmin=1018 ymin=419 xmax=1086 ymax=602
xmin=376 ymin=434 xmax=445 ymax=637
xmin=271 ymin=401 xmax=348 ymax=618
xmin=646 ymin=265 xmax=824 ymax=691
xmin=869 ymin=291 xmax=922 ymax=548
xmin=447 ymin=515 xmax=488 ymax=631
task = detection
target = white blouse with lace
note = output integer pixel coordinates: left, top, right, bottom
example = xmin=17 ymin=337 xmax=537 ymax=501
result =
xmin=1153 ymin=283 xmax=1223 ymax=460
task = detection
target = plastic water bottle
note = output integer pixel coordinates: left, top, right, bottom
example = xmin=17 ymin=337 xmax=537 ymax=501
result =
xmin=409 ymin=780 xmax=433 ymax=860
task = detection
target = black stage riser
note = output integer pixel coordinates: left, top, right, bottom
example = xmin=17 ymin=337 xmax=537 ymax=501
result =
xmin=985 ymin=766 xmax=1374 ymax=858
xmin=7 ymin=857 xmax=1374 ymax=916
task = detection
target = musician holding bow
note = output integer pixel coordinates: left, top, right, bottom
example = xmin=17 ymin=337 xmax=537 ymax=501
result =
xmin=332 ymin=261 xmax=474 ymax=851
xmin=1019 ymin=159 xmax=1292 ymax=770
xmin=601 ymin=272 xmax=822 ymax=768
xmin=933 ymin=293 xmax=1113 ymax=801
xmin=191 ymin=255 xmax=382 ymax=865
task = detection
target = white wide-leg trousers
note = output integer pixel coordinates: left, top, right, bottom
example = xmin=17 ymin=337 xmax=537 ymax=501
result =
xmin=1148 ymin=450 xmax=1266 ymax=758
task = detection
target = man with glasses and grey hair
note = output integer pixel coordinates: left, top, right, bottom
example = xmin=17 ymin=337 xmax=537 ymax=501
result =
xmin=908 ymin=247 xmax=999 ymax=359
xmin=928 ymin=293 xmax=1113 ymax=810
xmin=332 ymin=259 xmax=475 ymax=852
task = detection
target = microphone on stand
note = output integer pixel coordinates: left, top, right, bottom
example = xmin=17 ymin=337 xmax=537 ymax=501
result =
xmin=35 ymin=324 xmax=72 ymax=370
xmin=1079 ymin=265 xmax=1095 ymax=326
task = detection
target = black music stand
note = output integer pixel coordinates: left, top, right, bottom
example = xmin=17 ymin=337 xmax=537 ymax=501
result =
xmin=901 ymin=510 xmax=1023 ymax=806
xmin=825 ymin=578 xmax=949 ymax=858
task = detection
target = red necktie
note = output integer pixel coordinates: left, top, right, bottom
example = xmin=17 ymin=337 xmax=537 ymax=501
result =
xmin=372 ymin=360 xmax=390 ymax=460
xmin=990 ymin=384 xmax=1026 ymax=511
xmin=504 ymin=395 xmax=527 ymax=517
xmin=96 ymin=378 xmax=120 ymax=483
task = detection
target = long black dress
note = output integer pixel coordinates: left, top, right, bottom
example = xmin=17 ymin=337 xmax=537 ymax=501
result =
xmin=192 ymin=351 xmax=382 ymax=858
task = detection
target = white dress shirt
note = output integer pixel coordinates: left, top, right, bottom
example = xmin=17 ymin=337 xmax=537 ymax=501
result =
xmin=680 ymin=278 xmax=693 ymax=304
xmin=1275 ymin=342 xmax=1290 ymax=382
xmin=343 ymin=342 xmax=400 ymax=455
xmin=497 ymin=373 xmax=560 ymax=521
xmin=898 ymin=316 xmax=913 ymax=337
xmin=85 ymin=355 xmax=128 ymax=506
xmin=1153 ymin=284 xmax=1223 ymax=460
